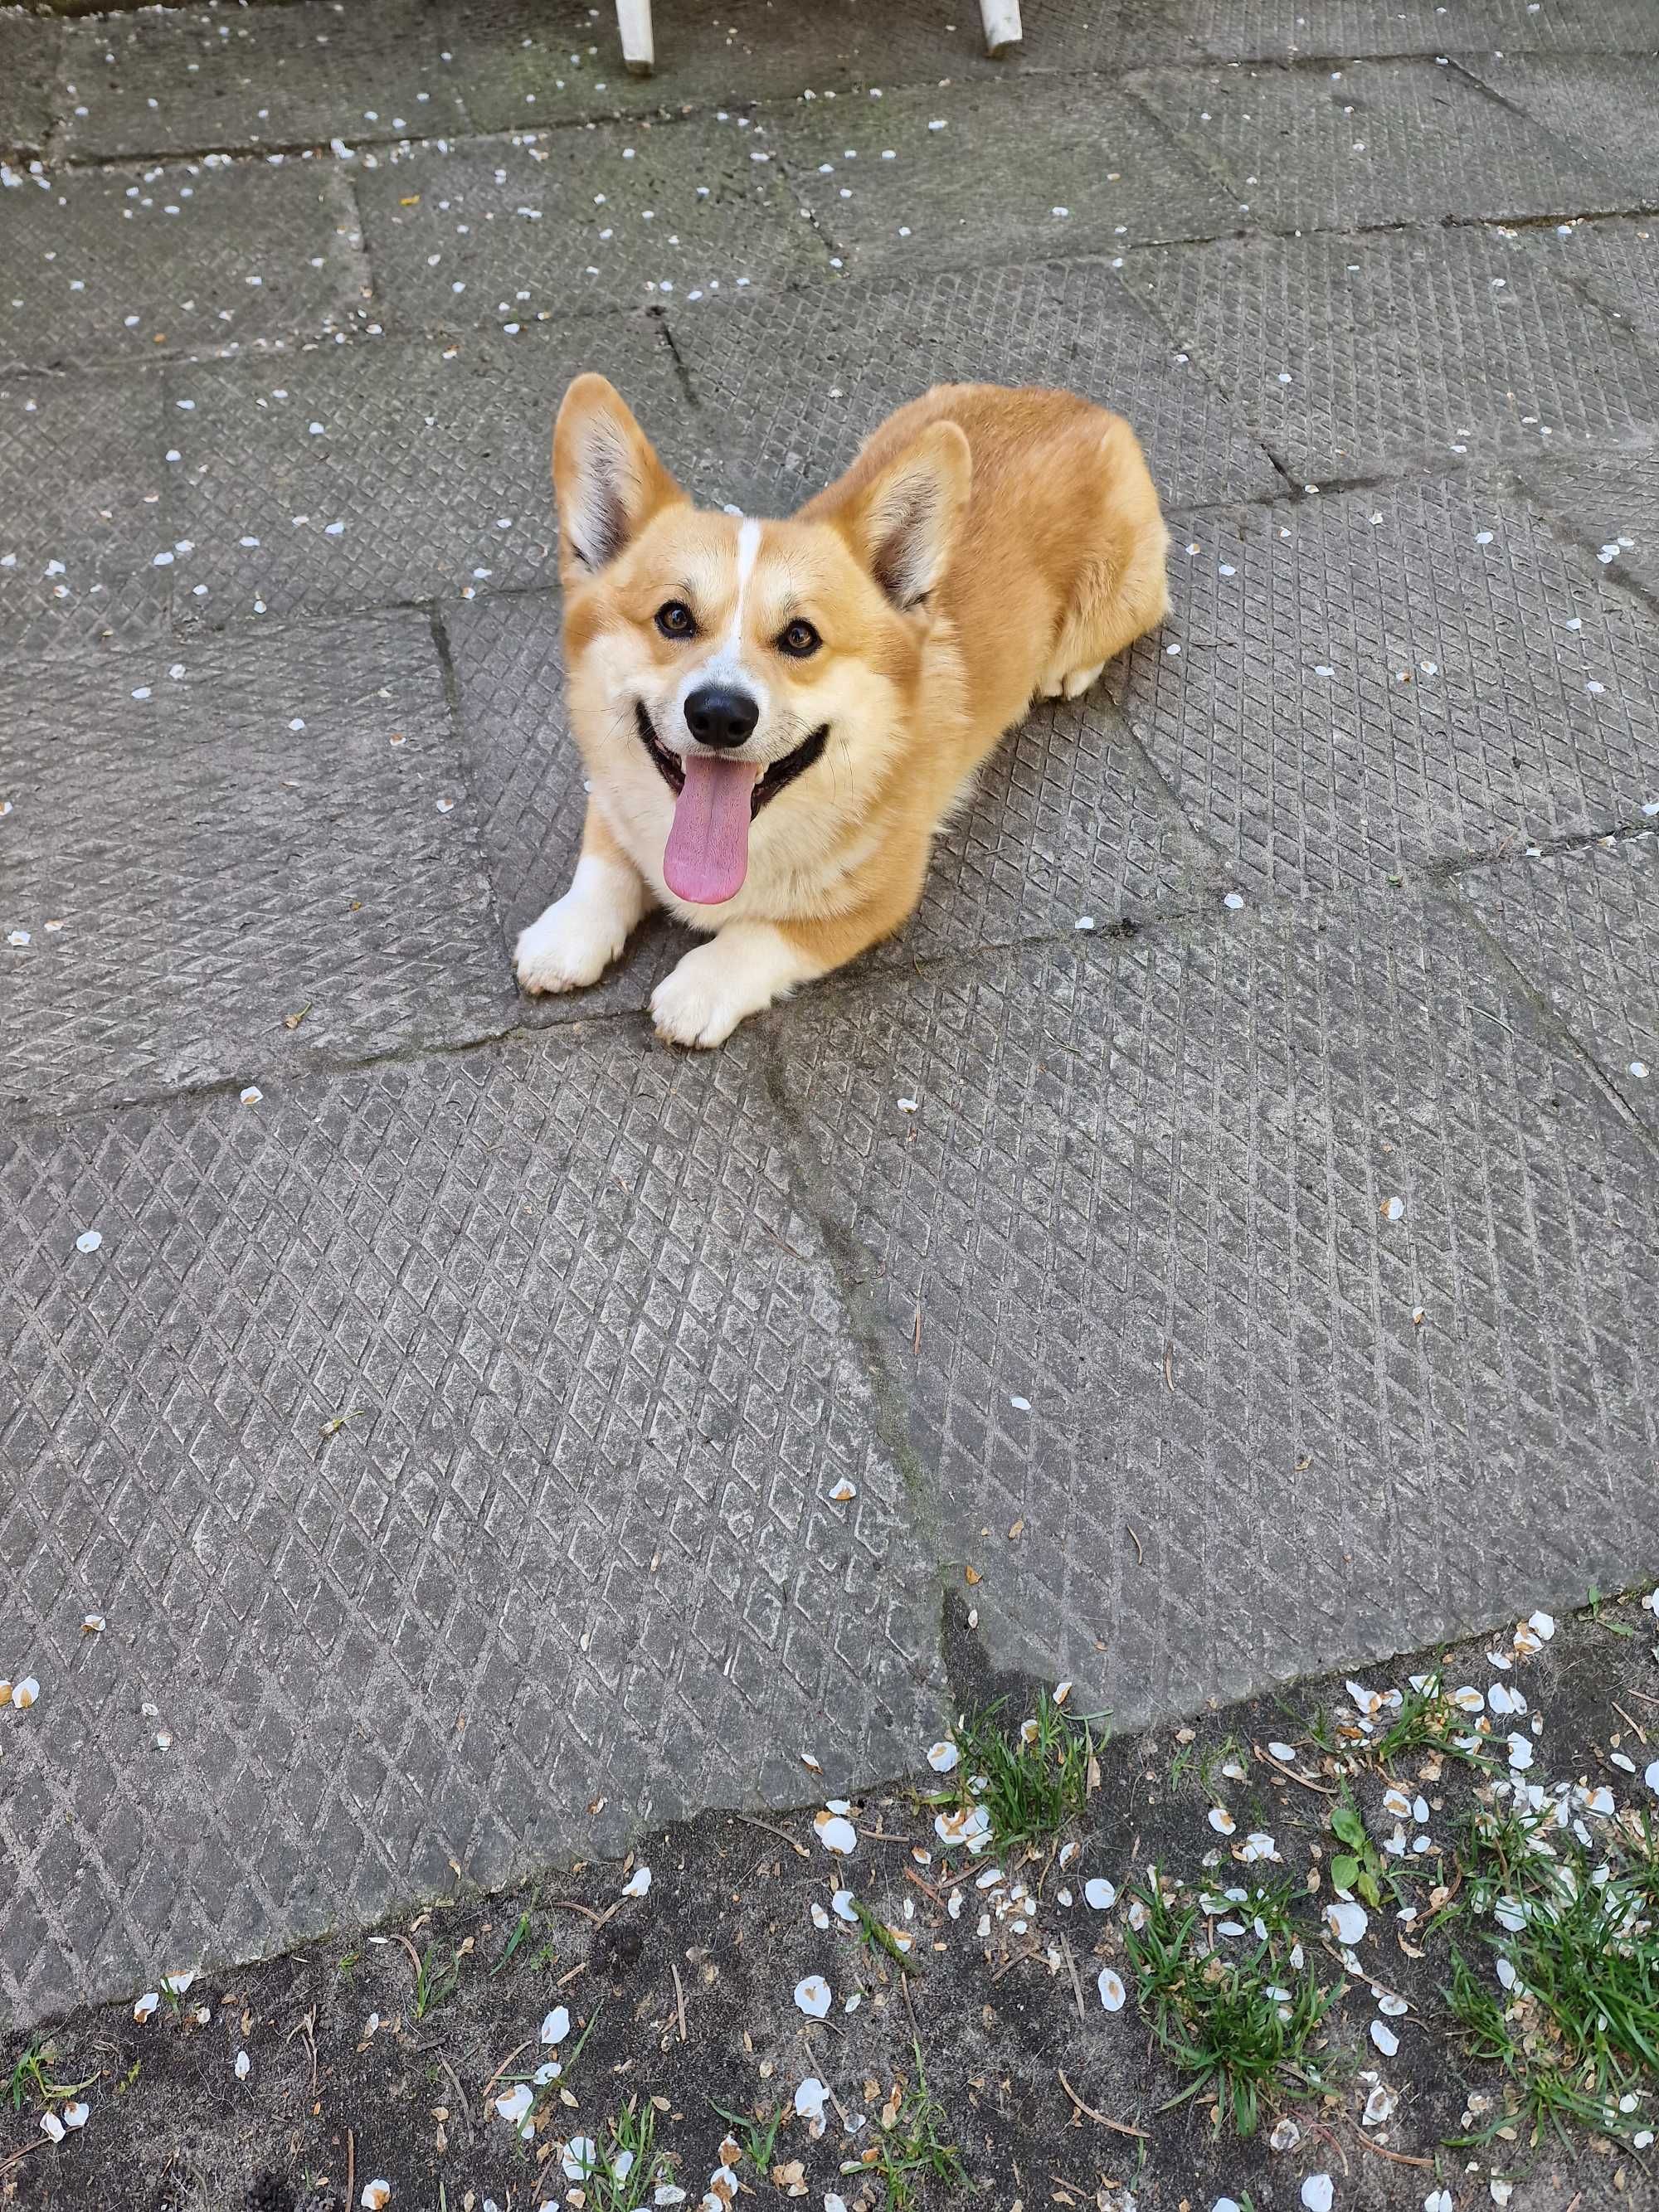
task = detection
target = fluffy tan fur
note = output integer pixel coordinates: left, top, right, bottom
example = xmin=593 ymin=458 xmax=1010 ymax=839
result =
xmin=514 ymin=374 xmax=1170 ymax=1045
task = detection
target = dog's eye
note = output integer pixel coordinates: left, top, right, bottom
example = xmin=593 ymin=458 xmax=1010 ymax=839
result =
xmin=778 ymin=619 xmax=820 ymax=658
xmin=655 ymin=600 xmax=697 ymax=639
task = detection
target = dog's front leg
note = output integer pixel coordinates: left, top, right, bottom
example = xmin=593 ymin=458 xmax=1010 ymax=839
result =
xmin=649 ymin=922 xmax=825 ymax=1049
xmin=651 ymin=839 xmax=932 ymax=1048
xmin=515 ymin=801 xmax=652 ymax=995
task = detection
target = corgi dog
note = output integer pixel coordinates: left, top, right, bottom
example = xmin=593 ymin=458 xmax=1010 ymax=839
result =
xmin=514 ymin=374 xmax=1170 ymax=1046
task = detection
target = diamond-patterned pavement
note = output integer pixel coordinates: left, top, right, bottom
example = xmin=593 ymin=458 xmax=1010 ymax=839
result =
xmin=53 ymin=0 xmax=471 ymax=162
xmin=0 ymin=155 xmax=368 ymax=372
xmin=0 ymin=1023 xmax=946 ymax=2025
xmin=4 ymin=0 xmax=1659 ymax=2050
xmin=161 ymin=318 xmax=726 ymax=629
xmin=763 ymin=77 xmax=1238 ymax=280
xmin=1512 ymin=440 xmax=1659 ymax=609
xmin=353 ymin=122 xmax=829 ymax=339
xmin=1119 ymin=224 xmax=1659 ymax=485
xmin=772 ymin=895 xmax=1659 ymax=1716
xmin=669 ymin=260 xmax=1281 ymax=515
xmin=1152 ymin=0 xmax=1659 ymax=61
xmin=1457 ymin=834 xmax=1659 ymax=1130
xmin=1128 ymin=58 xmax=1637 ymax=234
xmin=0 ymin=368 xmax=173 ymax=656
xmin=1519 ymin=215 xmax=1659 ymax=342
xmin=0 ymin=10 xmax=59 ymax=156
xmin=1 ymin=611 xmax=513 ymax=1121
xmin=1458 ymin=55 xmax=1659 ymax=203
xmin=1109 ymin=477 xmax=1659 ymax=895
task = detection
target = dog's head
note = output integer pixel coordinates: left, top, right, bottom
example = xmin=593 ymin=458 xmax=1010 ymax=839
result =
xmin=552 ymin=372 xmax=970 ymax=907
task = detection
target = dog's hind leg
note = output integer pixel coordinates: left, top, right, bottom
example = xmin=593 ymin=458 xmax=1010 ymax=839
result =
xmin=1042 ymin=526 xmax=1171 ymax=700
xmin=1039 ymin=417 xmax=1172 ymax=701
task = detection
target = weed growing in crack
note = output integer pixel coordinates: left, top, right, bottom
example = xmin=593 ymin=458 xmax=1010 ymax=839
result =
xmin=930 ymin=1689 xmax=1100 ymax=1855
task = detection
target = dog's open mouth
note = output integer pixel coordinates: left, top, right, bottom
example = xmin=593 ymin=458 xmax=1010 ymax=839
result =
xmin=634 ymin=701 xmax=827 ymax=817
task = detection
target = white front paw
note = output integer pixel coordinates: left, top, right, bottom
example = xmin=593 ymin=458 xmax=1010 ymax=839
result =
xmin=515 ymin=887 xmax=630 ymax=995
xmin=650 ymin=927 xmax=800 ymax=1048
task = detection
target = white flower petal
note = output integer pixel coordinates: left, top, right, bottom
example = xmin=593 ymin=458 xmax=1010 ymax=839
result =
xmin=1325 ymin=1900 xmax=1368 ymax=1945
xmin=794 ymin=1974 xmax=832 ymax=2018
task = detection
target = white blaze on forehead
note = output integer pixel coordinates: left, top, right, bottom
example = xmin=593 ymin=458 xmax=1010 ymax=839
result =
xmin=726 ymin=517 xmax=761 ymax=651
xmin=674 ymin=515 xmax=768 ymax=737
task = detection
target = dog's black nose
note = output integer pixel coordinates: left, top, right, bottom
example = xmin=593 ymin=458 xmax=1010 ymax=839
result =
xmin=684 ymin=685 xmax=760 ymax=750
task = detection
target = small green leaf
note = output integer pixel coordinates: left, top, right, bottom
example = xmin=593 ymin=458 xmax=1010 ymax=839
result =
xmin=1331 ymin=1807 xmax=1366 ymax=1850
xmin=1331 ymin=1854 xmax=1360 ymax=1892
xmin=1358 ymin=1870 xmax=1381 ymax=1908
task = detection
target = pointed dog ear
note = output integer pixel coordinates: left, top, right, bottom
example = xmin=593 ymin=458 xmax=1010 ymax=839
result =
xmin=840 ymin=420 xmax=971 ymax=610
xmin=552 ymin=374 xmax=686 ymax=582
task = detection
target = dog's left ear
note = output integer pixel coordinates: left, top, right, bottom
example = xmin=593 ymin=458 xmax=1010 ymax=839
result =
xmin=553 ymin=373 xmax=686 ymax=583
xmin=841 ymin=420 xmax=971 ymax=610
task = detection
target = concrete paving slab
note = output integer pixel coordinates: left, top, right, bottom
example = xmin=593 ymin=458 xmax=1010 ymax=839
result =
xmin=354 ymin=119 xmax=828 ymax=338
xmin=435 ymin=0 xmax=1181 ymax=132
xmin=444 ymin=588 xmax=1219 ymax=1033
xmin=54 ymin=0 xmax=470 ymax=161
xmin=0 ymin=153 xmax=367 ymax=373
xmin=1521 ymin=213 xmax=1659 ymax=340
xmin=762 ymin=77 xmax=1239 ymax=280
xmin=0 ymin=611 xmax=513 ymax=1121
xmin=1128 ymin=57 xmax=1638 ymax=232
xmin=0 ymin=1023 xmax=945 ymax=2025
xmin=1108 ymin=478 xmax=1659 ymax=894
xmin=1457 ymin=836 xmax=1659 ymax=1131
xmin=161 ymin=318 xmax=724 ymax=628
xmin=669 ymin=260 xmax=1281 ymax=517
xmin=1457 ymin=55 xmax=1659 ymax=202
xmin=1120 ymin=224 xmax=1659 ymax=485
xmin=0 ymin=367 xmax=173 ymax=654
xmin=1512 ymin=444 xmax=1659 ymax=603
xmin=1155 ymin=0 xmax=1659 ymax=61
xmin=0 ymin=10 xmax=60 ymax=157
xmin=773 ymin=895 xmax=1659 ymax=1714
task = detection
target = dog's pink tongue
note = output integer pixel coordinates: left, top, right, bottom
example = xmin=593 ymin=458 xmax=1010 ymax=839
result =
xmin=663 ymin=754 xmax=761 ymax=905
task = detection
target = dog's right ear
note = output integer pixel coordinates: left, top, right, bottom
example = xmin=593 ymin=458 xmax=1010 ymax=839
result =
xmin=552 ymin=374 xmax=685 ymax=584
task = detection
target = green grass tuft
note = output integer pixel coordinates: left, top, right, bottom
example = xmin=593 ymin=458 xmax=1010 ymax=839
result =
xmin=1125 ymin=1877 xmax=1338 ymax=2137
xmin=931 ymin=1690 xmax=1099 ymax=1855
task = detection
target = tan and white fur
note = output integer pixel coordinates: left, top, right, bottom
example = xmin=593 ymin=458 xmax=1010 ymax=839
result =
xmin=515 ymin=375 xmax=1170 ymax=1046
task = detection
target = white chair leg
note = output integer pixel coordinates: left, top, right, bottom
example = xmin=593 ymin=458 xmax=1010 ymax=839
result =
xmin=617 ymin=0 xmax=654 ymax=76
xmin=980 ymin=0 xmax=1023 ymax=56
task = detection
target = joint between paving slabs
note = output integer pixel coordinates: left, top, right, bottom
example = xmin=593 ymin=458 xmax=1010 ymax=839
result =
xmin=1433 ymin=874 xmax=1659 ymax=1158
